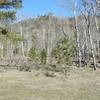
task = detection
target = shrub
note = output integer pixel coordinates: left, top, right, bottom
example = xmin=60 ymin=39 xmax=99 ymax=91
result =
xmin=51 ymin=36 xmax=76 ymax=75
xmin=52 ymin=36 xmax=75 ymax=65
xmin=40 ymin=49 xmax=47 ymax=64
xmin=28 ymin=47 xmax=41 ymax=64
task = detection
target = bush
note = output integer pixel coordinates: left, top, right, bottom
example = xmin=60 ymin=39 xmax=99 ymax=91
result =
xmin=51 ymin=36 xmax=76 ymax=75
xmin=51 ymin=36 xmax=75 ymax=65
xmin=28 ymin=47 xmax=41 ymax=64
xmin=40 ymin=49 xmax=47 ymax=64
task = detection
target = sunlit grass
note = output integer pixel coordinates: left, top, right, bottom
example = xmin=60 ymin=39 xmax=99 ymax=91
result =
xmin=0 ymin=69 xmax=100 ymax=100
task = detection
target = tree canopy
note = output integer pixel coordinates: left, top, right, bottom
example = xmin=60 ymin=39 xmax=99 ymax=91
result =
xmin=0 ymin=0 xmax=22 ymax=22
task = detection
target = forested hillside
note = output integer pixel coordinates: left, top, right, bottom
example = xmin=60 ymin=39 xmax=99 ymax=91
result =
xmin=0 ymin=0 xmax=100 ymax=100
xmin=0 ymin=13 xmax=99 ymax=73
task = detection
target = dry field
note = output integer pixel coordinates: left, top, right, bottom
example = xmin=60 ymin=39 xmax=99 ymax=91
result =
xmin=0 ymin=68 xmax=100 ymax=100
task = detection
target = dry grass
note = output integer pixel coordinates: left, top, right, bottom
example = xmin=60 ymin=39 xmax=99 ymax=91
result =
xmin=0 ymin=68 xmax=100 ymax=100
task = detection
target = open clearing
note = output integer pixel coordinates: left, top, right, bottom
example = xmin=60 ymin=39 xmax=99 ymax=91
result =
xmin=0 ymin=68 xmax=100 ymax=100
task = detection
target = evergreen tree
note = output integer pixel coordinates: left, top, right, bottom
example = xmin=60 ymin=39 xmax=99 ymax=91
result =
xmin=0 ymin=0 xmax=22 ymax=23
xmin=0 ymin=0 xmax=22 ymax=58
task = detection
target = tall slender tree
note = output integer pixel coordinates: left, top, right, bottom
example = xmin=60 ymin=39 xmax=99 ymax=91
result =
xmin=81 ymin=0 xmax=97 ymax=70
xmin=0 ymin=0 xmax=22 ymax=59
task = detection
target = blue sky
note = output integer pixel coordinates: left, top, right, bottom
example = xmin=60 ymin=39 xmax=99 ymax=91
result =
xmin=16 ymin=0 xmax=74 ymax=21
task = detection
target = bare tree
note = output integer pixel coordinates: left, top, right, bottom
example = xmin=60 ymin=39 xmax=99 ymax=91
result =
xmin=81 ymin=0 xmax=97 ymax=70
xmin=20 ymin=25 xmax=25 ymax=57
xmin=93 ymin=1 xmax=100 ymax=56
xmin=73 ymin=0 xmax=82 ymax=67
xmin=46 ymin=13 xmax=53 ymax=64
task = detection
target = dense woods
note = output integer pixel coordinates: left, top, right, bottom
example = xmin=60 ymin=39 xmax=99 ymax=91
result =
xmin=0 ymin=0 xmax=100 ymax=73
xmin=0 ymin=0 xmax=100 ymax=100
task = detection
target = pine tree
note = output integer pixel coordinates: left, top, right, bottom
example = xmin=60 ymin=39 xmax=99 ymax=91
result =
xmin=0 ymin=0 xmax=22 ymax=58
xmin=0 ymin=0 xmax=22 ymax=23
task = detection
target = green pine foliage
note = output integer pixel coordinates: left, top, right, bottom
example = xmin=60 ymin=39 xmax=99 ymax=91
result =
xmin=0 ymin=31 xmax=23 ymax=57
xmin=0 ymin=0 xmax=23 ymax=57
xmin=0 ymin=0 xmax=22 ymax=9
xmin=7 ymin=32 xmax=23 ymax=42
xmin=28 ymin=48 xmax=47 ymax=65
xmin=51 ymin=35 xmax=76 ymax=74
xmin=0 ymin=0 xmax=22 ymax=22
xmin=28 ymin=47 xmax=41 ymax=64
xmin=40 ymin=49 xmax=47 ymax=64
xmin=0 ymin=11 xmax=16 ymax=21
xmin=51 ymin=36 xmax=76 ymax=65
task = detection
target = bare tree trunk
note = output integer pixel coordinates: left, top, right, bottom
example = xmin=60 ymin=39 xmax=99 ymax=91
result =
xmin=86 ymin=16 xmax=96 ymax=70
xmin=88 ymin=26 xmax=96 ymax=70
xmin=1 ymin=44 xmax=3 ymax=59
xmin=81 ymin=0 xmax=97 ymax=70
xmin=93 ymin=6 xmax=100 ymax=56
xmin=46 ymin=14 xmax=51 ymax=64
xmin=7 ymin=41 xmax=9 ymax=57
xmin=73 ymin=0 xmax=82 ymax=67
xmin=20 ymin=25 xmax=25 ymax=57
xmin=42 ymin=27 xmax=46 ymax=49
xmin=10 ymin=26 xmax=14 ymax=59
xmin=83 ymin=29 xmax=89 ymax=59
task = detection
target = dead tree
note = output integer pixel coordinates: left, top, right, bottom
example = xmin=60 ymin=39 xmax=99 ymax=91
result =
xmin=73 ymin=0 xmax=82 ymax=67
xmin=93 ymin=1 xmax=100 ymax=56
xmin=20 ymin=25 xmax=25 ymax=57
xmin=81 ymin=0 xmax=97 ymax=70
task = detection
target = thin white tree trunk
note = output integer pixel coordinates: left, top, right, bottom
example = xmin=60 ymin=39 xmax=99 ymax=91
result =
xmin=88 ymin=25 xmax=96 ymax=70
xmin=85 ymin=14 xmax=97 ymax=70
xmin=46 ymin=15 xmax=51 ymax=64
xmin=73 ymin=0 xmax=82 ymax=67
xmin=10 ymin=26 xmax=13 ymax=59
xmin=93 ymin=6 xmax=100 ymax=55
xmin=83 ymin=27 xmax=89 ymax=59
xmin=42 ymin=27 xmax=46 ymax=49
xmin=20 ymin=25 xmax=25 ymax=57
xmin=1 ymin=44 xmax=3 ymax=59
xmin=7 ymin=40 xmax=9 ymax=57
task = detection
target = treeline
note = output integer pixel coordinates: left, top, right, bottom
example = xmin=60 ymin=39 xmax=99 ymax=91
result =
xmin=0 ymin=13 xmax=100 ymax=72
xmin=28 ymin=0 xmax=100 ymax=72
xmin=0 ymin=0 xmax=100 ymax=74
